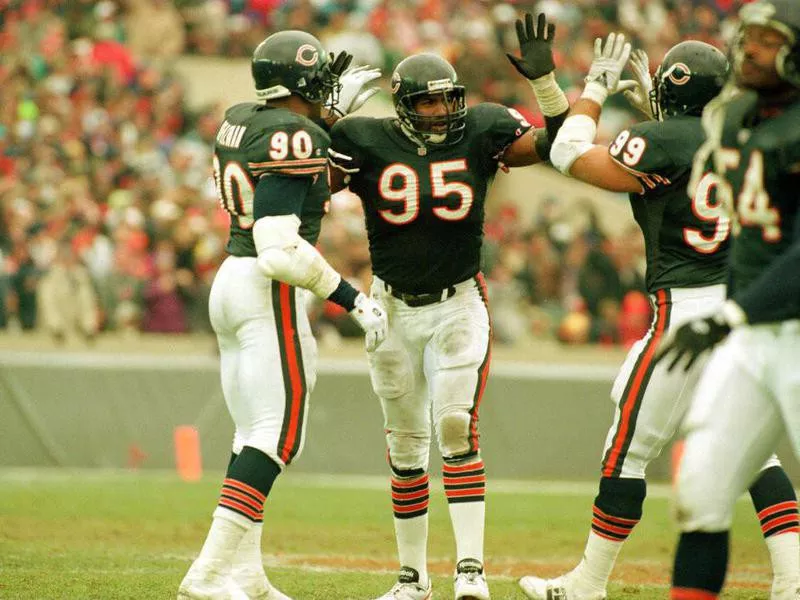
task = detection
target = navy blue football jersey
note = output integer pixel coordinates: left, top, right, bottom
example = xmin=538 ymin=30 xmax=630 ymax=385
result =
xmin=329 ymin=103 xmax=532 ymax=293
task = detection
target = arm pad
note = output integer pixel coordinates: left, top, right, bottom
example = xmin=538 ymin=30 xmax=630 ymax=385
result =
xmin=550 ymin=114 xmax=598 ymax=175
xmin=253 ymin=215 xmax=342 ymax=299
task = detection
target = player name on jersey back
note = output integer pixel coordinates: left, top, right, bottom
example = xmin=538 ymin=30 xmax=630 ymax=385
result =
xmin=216 ymin=121 xmax=247 ymax=149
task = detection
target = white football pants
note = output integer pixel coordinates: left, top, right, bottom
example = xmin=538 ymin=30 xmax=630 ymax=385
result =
xmin=367 ymin=275 xmax=491 ymax=470
xmin=602 ymin=284 xmax=780 ymax=478
xmin=676 ymin=320 xmax=800 ymax=532
xmin=209 ymin=255 xmax=317 ymax=468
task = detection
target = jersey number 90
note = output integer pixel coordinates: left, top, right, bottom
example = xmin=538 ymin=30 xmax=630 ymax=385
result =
xmin=213 ymin=154 xmax=254 ymax=229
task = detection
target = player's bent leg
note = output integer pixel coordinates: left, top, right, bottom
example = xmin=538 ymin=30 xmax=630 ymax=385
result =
xmin=372 ymin=328 xmax=433 ymax=598
xmin=179 ymin=449 xmax=282 ymax=599
xmin=748 ymin=463 xmax=800 ymax=600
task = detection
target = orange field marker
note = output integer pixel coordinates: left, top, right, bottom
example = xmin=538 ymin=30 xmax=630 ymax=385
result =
xmin=174 ymin=425 xmax=203 ymax=482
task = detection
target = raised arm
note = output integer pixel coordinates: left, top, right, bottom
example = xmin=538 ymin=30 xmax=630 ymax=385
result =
xmin=549 ymin=34 xmax=644 ymax=193
xmin=503 ymin=12 xmax=570 ymax=167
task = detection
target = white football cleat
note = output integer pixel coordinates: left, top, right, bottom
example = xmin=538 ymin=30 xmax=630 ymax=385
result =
xmin=375 ymin=566 xmax=432 ymax=600
xmin=178 ymin=559 xmax=234 ymax=599
xmin=454 ymin=558 xmax=490 ymax=600
xmin=518 ymin=570 xmax=606 ymax=600
xmin=226 ymin=577 xmax=293 ymax=600
xmin=178 ymin=575 xmax=233 ymax=600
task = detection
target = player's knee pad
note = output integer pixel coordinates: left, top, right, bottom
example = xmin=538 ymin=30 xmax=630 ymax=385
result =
xmin=595 ymin=477 xmax=647 ymax=520
xmin=675 ymin=467 xmax=734 ymax=532
xmin=386 ymin=431 xmax=429 ymax=472
xmin=436 ymin=410 xmax=472 ymax=458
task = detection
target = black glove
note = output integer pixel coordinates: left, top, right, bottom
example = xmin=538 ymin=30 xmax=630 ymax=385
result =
xmin=328 ymin=51 xmax=353 ymax=77
xmin=506 ymin=12 xmax=556 ymax=81
xmin=654 ymin=314 xmax=731 ymax=373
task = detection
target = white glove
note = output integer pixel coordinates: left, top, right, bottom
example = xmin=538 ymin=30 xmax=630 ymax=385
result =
xmin=618 ymin=49 xmax=655 ymax=120
xmin=329 ymin=65 xmax=382 ymax=117
xmin=582 ymin=32 xmax=632 ymax=105
xmin=349 ymin=292 xmax=388 ymax=352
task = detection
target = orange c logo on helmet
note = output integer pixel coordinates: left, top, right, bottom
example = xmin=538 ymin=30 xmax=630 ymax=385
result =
xmin=667 ymin=62 xmax=691 ymax=85
xmin=296 ymin=44 xmax=319 ymax=67
xmin=391 ymin=72 xmax=401 ymax=94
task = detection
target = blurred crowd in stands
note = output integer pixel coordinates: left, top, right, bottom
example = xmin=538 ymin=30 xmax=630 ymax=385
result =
xmin=0 ymin=0 xmax=749 ymax=347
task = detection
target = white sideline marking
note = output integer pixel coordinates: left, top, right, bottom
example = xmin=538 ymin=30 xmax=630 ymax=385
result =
xmin=0 ymin=351 xmax=617 ymax=381
xmin=2 ymin=552 xmax=768 ymax=587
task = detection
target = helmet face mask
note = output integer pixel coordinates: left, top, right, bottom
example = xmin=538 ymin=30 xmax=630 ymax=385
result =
xmin=251 ymin=31 xmax=340 ymax=108
xmin=733 ymin=0 xmax=800 ymax=90
xmin=650 ymin=41 xmax=729 ymax=120
xmin=391 ymin=54 xmax=467 ymax=145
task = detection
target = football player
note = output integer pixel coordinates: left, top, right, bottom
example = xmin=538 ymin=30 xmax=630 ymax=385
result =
xmin=178 ymin=31 xmax=386 ymax=600
xmin=519 ymin=33 xmax=799 ymax=600
xmin=655 ymin=1 xmax=800 ymax=598
xmin=328 ymin=13 xmax=569 ymax=600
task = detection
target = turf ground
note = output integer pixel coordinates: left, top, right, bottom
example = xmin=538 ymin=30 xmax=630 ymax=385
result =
xmin=0 ymin=470 xmax=775 ymax=599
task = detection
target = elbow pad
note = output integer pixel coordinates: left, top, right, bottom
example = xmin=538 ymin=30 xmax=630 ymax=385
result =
xmin=253 ymin=215 xmax=342 ymax=299
xmin=550 ymin=114 xmax=598 ymax=175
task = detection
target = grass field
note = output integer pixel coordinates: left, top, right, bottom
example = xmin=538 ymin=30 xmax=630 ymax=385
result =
xmin=0 ymin=470 xmax=775 ymax=599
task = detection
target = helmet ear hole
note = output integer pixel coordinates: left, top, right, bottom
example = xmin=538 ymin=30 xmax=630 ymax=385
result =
xmin=655 ymin=41 xmax=729 ymax=118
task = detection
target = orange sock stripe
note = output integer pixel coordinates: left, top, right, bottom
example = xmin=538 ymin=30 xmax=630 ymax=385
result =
xmin=393 ymin=499 xmax=430 ymax=514
xmin=392 ymin=488 xmax=430 ymax=501
xmin=762 ymin=514 xmax=800 ymax=534
xmin=391 ymin=475 xmax=429 ymax=488
xmin=223 ymin=478 xmax=266 ymax=503
xmin=219 ymin=497 xmax=263 ymax=522
xmin=221 ymin=487 xmax=265 ymax=513
xmin=758 ymin=501 xmax=799 ymax=520
xmin=442 ymin=461 xmax=485 ymax=474
xmin=445 ymin=488 xmax=485 ymax=498
xmin=592 ymin=530 xmax=626 ymax=542
xmin=443 ymin=474 xmax=486 ymax=486
xmin=591 ymin=517 xmax=633 ymax=536
xmin=671 ymin=587 xmax=718 ymax=600
xmin=593 ymin=505 xmax=640 ymax=526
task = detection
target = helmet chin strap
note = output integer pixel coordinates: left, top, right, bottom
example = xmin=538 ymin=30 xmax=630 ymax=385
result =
xmin=398 ymin=120 xmax=446 ymax=146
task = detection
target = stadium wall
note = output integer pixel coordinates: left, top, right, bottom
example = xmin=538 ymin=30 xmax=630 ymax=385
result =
xmin=3 ymin=349 xmax=798 ymax=482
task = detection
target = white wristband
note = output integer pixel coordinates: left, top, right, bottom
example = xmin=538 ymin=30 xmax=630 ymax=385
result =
xmin=528 ymin=72 xmax=570 ymax=117
xmin=580 ymin=81 xmax=609 ymax=106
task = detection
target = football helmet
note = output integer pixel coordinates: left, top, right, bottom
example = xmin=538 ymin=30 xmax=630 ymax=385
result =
xmin=251 ymin=30 xmax=339 ymax=106
xmin=734 ymin=0 xmax=800 ymax=88
xmin=391 ymin=53 xmax=467 ymax=145
xmin=650 ymin=40 xmax=729 ymax=119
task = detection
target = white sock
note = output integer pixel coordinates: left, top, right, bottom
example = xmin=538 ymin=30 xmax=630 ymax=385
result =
xmin=766 ymin=532 xmax=800 ymax=597
xmin=448 ymin=500 xmax=485 ymax=564
xmin=233 ymin=523 xmax=266 ymax=575
xmin=189 ymin=512 xmax=250 ymax=580
xmin=575 ymin=531 xmax=624 ymax=592
xmin=394 ymin=515 xmax=429 ymax=585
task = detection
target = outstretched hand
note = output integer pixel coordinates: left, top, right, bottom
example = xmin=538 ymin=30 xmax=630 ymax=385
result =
xmin=331 ymin=65 xmax=382 ymax=117
xmin=618 ymin=49 xmax=656 ymax=119
xmin=585 ymin=33 xmax=632 ymax=95
xmin=328 ymin=51 xmax=353 ymax=77
xmin=506 ymin=12 xmax=556 ymax=81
